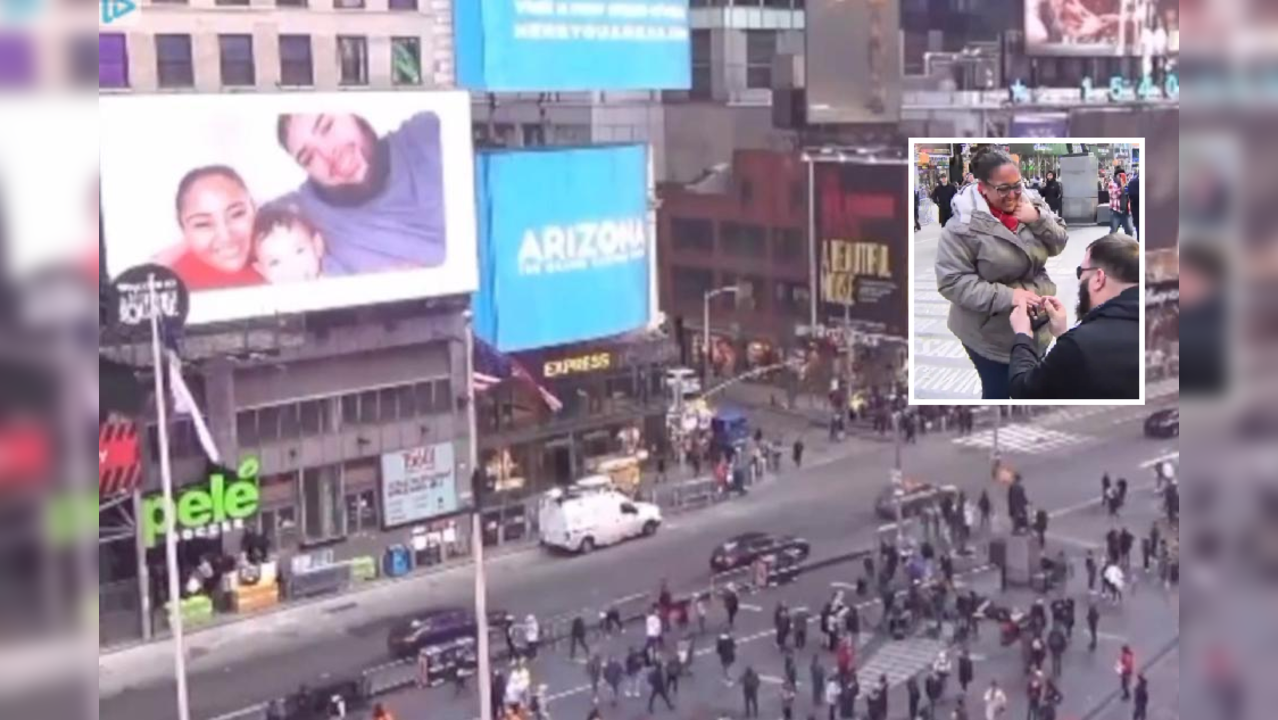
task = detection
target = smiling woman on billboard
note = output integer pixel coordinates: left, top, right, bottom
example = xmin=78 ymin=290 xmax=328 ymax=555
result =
xmin=100 ymin=93 xmax=477 ymax=325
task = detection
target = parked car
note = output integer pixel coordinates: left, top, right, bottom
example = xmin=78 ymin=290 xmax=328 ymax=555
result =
xmin=387 ymin=607 xmax=513 ymax=660
xmin=1144 ymin=408 xmax=1179 ymax=438
xmin=874 ymin=481 xmax=961 ymax=521
xmin=710 ymin=532 xmax=810 ymax=573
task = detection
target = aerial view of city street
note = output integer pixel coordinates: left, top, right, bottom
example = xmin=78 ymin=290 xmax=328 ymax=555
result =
xmin=0 ymin=1 xmax=1212 ymax=720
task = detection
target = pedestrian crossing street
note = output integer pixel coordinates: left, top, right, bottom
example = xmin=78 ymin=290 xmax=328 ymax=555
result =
xmin=854 ymin=637 xmax=948 ymax=689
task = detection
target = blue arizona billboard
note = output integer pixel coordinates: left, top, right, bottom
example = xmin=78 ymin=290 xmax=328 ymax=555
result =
xmin=455 ymin=0 xmax=691 ymax=92
xmin=474 ymin=145 xmax=651 ymax=352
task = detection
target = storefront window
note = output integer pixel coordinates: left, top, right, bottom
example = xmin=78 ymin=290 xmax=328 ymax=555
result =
xmin=300 ymin=464 xmax=345 ymax=545
xmin=345 ymin=490 xmax=378 ymax=534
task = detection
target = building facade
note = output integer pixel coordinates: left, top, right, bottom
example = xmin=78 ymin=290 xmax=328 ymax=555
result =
xmin=657 ymin=149 xmax=810 ymax=377
xmin=12 ymin=0 xmax=455 ymax=91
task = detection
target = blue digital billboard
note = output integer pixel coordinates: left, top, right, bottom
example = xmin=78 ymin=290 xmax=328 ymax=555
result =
xmin=474 ymin=145 xmax=652 ymax=352
xmin=455 ymin=0 xmax=691 ymax=92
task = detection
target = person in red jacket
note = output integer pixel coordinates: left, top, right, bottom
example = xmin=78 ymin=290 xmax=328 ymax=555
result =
xmin=1118 ymin=644 xmax=1135 ymax=700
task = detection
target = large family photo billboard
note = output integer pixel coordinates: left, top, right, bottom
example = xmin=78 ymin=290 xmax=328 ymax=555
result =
xmin=474 ymin=144 xmax=652 ymax=352
xmin=806 ymin=0 xmax=903 ymax=125
xmin=99 ymin=93 xmax=478 ymax=325
xmin=454 ymin=0 xmax=691 ymax=92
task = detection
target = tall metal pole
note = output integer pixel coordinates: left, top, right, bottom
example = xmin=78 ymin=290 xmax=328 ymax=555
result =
xmin=149 ymin=277 xmax=190 ymax=720
xmin=466 ymin=317 xmax=494 ymax=720
xmin=992 ymin=405 xmax=1002 ymax=464
xmin=892 ymin=411 xmax=904 ymax=548
xmin=807 ymin=156 xmax=819 ymax=329
xmin=702 ymin=291 xmax=712 ymax=385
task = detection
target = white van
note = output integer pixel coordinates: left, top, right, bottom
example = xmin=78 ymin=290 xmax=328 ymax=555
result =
xmin=538 ymin=476 xmax=663 ymax=554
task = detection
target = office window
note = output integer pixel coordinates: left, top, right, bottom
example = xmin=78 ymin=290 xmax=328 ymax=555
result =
xmin=276 ymin=0 xmax=307 ymax=6
xmin=388 ymin=0 xmax=417 ymax=8
xmin=378 ymin=388 xmax=399 ymax=423
xmin=672 ymin=267 xmax=714 ymax=305
xmin=218 ymin=34 xmax=256 ymax=87
xmin=671 ymin=218 xmax=714 ymax=253
xmin=396 ymin=385 xmax=418 ymax=419
xmin=720 ymin=222 xmax=766 ymax=258
xmin=236 ymin=411 xmax=256 ymax=446
xmin=357 ymin=390 xmax=379 ymax=424
xmin=0 ymin=33 xmax=34 ymax=88
xmin=691 ymin=30 xmax=711 ymax=99
xmin=155 ymin=34 xmax=194 ymax=88
xmin=391 ymin=37 xmax=422 ymax=86
xmin=334 ymin=0 xmax=365 ymax=7
xmin=216 ymin=0 xmax=249 ymax=6
xmin=337 ymin=36 xmax=368 ymax=86
xmin=96 ymin=34 xmax=128 ymax=88
xmin=299 ymin=399 xmax=329 ymax=435
xmin=745 ymin=30 xmax=776 ymax=89
xmin=279 ymin=34 xmax=313 ymax=87
xmin=772 ymin=228 xmax=803 ymax=264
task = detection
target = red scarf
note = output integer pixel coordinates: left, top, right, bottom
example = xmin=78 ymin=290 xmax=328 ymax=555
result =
xmin=987 ymin=204 xmax=1021 ymax=234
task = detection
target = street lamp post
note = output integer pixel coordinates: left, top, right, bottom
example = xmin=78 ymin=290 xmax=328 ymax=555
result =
xmin=464 ymin=317 xmax=493 ymax=720
xmin=892 ymin=411 xmax=905 ymax=548
xmin=702 ymin=286 xmax=740 ymax=384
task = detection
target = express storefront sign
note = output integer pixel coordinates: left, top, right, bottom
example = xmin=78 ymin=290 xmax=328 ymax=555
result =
xmin=543 ymin=352 xmax=614 ymax=378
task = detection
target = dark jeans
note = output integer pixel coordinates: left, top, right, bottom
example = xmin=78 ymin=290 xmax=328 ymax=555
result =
xmin=963 ymin=345 xmax=1011 ymax=399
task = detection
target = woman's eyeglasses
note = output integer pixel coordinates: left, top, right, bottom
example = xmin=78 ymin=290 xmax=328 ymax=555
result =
xmin=988 ymin=182 xmax=1025 ymax=197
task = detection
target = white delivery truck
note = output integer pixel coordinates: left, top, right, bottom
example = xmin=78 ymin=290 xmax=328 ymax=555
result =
xmin=538 ymin=476 xmax=663 ymax=554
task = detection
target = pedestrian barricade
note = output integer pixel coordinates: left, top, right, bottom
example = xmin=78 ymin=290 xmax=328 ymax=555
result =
xmin=362 ymin=658 xmax=420 ymax=697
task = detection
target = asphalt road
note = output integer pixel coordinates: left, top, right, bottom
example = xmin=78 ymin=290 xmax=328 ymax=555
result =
xmin=93 ymin=398 xmax=1177 ymax=720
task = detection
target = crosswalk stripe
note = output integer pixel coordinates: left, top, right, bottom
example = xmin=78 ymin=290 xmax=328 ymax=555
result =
xmin=953 ymin=425 xmax=1089 ymax=454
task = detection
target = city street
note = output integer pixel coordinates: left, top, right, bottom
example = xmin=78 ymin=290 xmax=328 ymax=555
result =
xmin=911 ymin=221 xmax=1111 ymax=401
xmin=87 ymin=397 xmax=1178 ymax=720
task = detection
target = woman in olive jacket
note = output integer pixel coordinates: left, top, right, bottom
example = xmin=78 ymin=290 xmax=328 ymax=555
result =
xmin=934 ymin=147 xmax=1069 ymax=399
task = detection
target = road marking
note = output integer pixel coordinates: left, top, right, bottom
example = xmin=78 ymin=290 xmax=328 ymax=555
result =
xmin=209 ymin=705 xmax=266 ymax=720
xmin=759 ymin=675 xmax=785 ymax=685
xmin=1139 ymin=451 xmax=1179 ymax=469
xmin=1049 ymin=480 xmax=1155 ymax=519
xmin=738 ymin=603 xmax=764 ymax=612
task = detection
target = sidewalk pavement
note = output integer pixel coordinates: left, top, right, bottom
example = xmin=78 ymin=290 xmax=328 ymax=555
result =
xmin=912 ymin=223 xmax=1113 ymax=400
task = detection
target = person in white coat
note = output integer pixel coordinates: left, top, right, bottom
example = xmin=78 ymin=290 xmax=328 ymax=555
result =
xmin=983 ymin=680 xmax=1008 ymax=720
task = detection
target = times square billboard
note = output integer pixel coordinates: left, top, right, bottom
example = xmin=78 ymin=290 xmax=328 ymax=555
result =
xmin=1025 ymin=0 xmax=1180 ymax=56
xmin=806 ymin=0 xmax=903 ymax=124
xmin=99 ymin=92 xmax=479 ymax=325
xmin=815 ymin=159 xmax=910 ymax=338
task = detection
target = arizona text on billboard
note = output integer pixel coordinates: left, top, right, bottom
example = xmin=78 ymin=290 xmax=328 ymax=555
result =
xmin=99 ymin=92 xmax=478 ymax=324
xmin=474 ymin=144 xmax=652 ymax=352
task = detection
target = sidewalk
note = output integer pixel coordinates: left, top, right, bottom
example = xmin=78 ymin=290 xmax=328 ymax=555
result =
xmin=912 ymin=224 xmax=1112 ymax=400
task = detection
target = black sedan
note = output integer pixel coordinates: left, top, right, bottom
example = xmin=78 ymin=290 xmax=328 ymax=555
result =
xmin=710 ymin=532 xmax=811 ymax=573
xmin=1144 ymin=408 xmax=1179 ymax=438
xmin=387 ymin=607 xmax=513 ymax=660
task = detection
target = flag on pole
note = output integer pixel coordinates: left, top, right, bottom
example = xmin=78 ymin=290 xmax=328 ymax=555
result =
xmin=156 ymin=316 xmax=222 ymax=464
xmin=473 ymin=338 xmax=564 ymax=413
xmin=166 ymin=350 xmax=222 ymax=464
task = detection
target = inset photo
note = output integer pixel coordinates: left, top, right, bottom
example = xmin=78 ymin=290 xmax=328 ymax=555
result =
xmin=908 ymin=140 xmax=1145 ymax=404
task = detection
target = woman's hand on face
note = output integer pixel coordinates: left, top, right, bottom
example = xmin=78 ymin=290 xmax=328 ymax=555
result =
xmin=1012 ymin=200 xmax=1041 ymax=225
